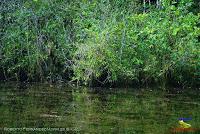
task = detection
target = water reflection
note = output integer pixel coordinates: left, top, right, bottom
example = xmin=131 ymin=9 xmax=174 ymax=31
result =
xmin=0 ymin=83 xmax=200 ymax=133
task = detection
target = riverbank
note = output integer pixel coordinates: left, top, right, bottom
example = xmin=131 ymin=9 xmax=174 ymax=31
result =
xmin=1 ymin=0 xmax=199 ymax=87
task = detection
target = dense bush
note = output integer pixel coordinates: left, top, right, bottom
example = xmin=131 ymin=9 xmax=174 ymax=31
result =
xmin=0 ymin=0 xmax=199 ymax=87
xmin=1 ymin=0 xmax=77 ymax=81
xmin=73 ymin=1 xmax=200 ymax=87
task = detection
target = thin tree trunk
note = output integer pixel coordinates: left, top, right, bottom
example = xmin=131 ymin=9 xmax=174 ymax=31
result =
xmin=148 ymin=0 xmax=151 ymax=6
xmin=156 ymin=0 xmax=159 ymax=8
xmin=120 ymin=17 xmax=126 ymax=62
xmin=157 ymin=0 xmax=161 ymax=9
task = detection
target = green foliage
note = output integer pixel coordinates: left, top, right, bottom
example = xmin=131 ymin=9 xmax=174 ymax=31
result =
xmin=73 ymin=0 xmax=200 ymax=86
xmin=1 ymin=0 xmax=75 ymax=81
xmin=0 ymin=0 xmax=199 ymax=86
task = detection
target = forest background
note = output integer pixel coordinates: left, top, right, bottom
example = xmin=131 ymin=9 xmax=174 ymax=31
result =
xmin=0 ymin=0 xmax=199 ymax=87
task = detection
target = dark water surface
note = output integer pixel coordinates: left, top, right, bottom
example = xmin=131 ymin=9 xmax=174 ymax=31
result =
xmin=0 ymin=83 xmax=200 ymax=134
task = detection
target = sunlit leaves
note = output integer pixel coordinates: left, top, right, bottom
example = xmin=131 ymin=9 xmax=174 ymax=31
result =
xmin=0 ymin=0 xmax=199 ymax=86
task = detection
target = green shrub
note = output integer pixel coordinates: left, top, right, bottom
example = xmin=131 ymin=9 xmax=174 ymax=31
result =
xmin=73 ymin=1 xmax=200 ymax=86
xmin=1 ymin=0 xmax=76 ymax=81
xmin=0 ymin=0 xmax=199 ymax=87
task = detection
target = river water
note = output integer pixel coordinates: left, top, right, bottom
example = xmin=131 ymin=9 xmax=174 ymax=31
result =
xmin=0 ymin=83 xmax=200 ymax=134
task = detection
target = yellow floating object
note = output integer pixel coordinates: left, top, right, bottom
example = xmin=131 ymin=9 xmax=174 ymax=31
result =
xmin=179 ymin=120 xmax=191 ymax=128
